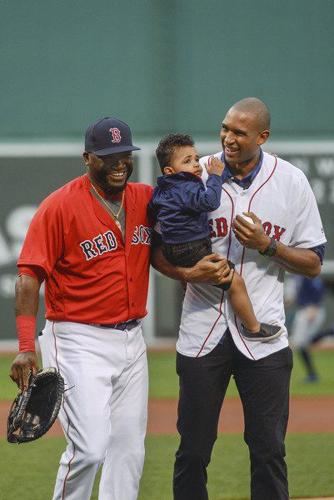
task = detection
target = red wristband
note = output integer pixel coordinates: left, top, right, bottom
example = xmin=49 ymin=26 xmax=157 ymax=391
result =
xmin=16 ymin=315 xmax=36 ymax=352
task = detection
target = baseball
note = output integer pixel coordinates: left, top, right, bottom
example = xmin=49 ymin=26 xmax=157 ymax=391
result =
xmin=241 ymin=215 xmax=254 ymax=225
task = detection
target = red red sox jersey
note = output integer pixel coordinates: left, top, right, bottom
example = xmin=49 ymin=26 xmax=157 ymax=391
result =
xmin=178 ymin=151 xmax=327 ymax=360
xmin=18 ymin=174 xmax=153 ymax=324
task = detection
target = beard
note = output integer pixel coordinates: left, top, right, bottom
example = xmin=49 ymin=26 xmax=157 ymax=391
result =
xmin=94 ymin=163 xmax=133 ymax=195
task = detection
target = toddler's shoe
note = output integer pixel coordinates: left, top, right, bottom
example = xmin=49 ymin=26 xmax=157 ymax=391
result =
xmin=241 ymin=323 xmax=283 ymax=342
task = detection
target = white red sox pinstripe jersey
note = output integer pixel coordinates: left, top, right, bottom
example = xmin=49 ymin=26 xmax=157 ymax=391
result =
xmin=18 ymin=174 xmax=153 ymax=324
xmin=177 ymin=151 xmax=326 ymax=360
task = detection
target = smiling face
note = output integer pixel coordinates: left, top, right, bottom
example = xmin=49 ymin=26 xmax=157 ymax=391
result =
xmin=164 ymin=146 xmax=202 ymax=177
xmin=84 ymin=151 xmax=133 ymax=195
xmin=220 ymin=107 xmax=269 ymax=172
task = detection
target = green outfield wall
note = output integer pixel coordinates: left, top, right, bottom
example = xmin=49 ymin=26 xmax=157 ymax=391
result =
xmin=1 ymin=0 xmax=334 ymax=140
xmin=1 ymin=1 xmax=334 ymax=343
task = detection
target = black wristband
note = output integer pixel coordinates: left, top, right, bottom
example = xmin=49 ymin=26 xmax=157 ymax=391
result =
xmin=259 ymin=237 xmax=277 ymax=257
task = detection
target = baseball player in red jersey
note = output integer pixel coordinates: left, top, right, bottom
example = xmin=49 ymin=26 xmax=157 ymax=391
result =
xmin=10 ymin=117 xmax=153 ymax=500
xmin=152 ymin=98 xmax=326 ymax=500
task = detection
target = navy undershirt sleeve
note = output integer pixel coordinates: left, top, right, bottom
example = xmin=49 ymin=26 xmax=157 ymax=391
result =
xmin=310 ymin=244 xmax=325 ymax=264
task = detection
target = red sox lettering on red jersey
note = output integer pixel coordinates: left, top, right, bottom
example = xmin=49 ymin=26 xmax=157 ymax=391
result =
xmin=131 ymin=224 xmax=152 ymax=245
xmin=178 ymin=151 xmax=326 ymax=360
xmin=80 ymin=231 xmax=118 ymax=260
xmin=80 ymin=225 xmax=151 ymax=260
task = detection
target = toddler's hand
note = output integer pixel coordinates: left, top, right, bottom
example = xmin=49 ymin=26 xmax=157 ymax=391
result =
xmin=206 ymin=156 xmax=225 ymax=176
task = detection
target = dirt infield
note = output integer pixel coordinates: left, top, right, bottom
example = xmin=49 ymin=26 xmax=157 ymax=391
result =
xmin=1 ymin=395 xmax=334 ymax=437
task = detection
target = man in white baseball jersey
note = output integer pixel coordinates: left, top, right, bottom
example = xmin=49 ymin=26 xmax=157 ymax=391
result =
xmin=152 ymin=97 xmax=326 ymax=500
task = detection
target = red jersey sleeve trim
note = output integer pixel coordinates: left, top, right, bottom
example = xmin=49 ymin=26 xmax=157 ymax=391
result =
xmin=17 ymin=265 xmax=47 ymax=283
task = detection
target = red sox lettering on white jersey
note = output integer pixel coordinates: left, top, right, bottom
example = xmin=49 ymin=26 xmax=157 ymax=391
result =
xmin=209 ymin=217 xmax=286 ymax=241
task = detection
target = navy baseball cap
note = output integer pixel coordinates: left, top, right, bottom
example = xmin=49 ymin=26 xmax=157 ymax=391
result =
xmin=85 ymin=117 xmax=140 ymax=156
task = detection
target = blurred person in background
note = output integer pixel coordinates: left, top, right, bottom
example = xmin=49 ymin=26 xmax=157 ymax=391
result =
xmin=310 ymin=322 xmax=334 ymax=345
xmin=308 ymin=279 xmax=334 ymax=347
xmin=289 ymin=276 xmax=326 ymax=382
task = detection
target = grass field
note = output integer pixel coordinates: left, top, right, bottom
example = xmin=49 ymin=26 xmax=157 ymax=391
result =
xmin=148 ymin=348 xmax=334 ymax=398
xmin=1 ymin=350 xmax=334 ymax=499
xmin=1 ymin=349 xmax=334 ymax=400
xmin=1 ymin=434 xmax=334 ymax=499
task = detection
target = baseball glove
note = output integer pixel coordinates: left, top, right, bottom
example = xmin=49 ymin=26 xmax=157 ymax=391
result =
xmin=7 ymin=367 xmax=64 ymax=444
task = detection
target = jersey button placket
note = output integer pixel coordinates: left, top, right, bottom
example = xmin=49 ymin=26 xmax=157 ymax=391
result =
xmin=231 ymin=192 xmax=246 ymax=260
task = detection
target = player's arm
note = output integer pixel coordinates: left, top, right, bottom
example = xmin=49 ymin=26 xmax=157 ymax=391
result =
xmin=10 ymin=271 xmax=43 ymax=391
xmin=10 ymin=199 xmax=63 ymax=391
xmin=232 ymin=212 xmax=321 ymax=278
xmin=151 ymin=243 xmax=231 ymax=285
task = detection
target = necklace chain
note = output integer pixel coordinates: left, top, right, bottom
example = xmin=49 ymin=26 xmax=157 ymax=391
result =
xmin=90 ymin=183 xmax=125 ymax=220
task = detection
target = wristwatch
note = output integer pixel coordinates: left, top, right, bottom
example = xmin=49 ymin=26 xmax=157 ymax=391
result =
xmin=259 ymin=237 xmax=277 ymax=257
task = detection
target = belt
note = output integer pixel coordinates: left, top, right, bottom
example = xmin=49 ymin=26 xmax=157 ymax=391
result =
xmin=90 ymin=319 xmax=139 ymax=331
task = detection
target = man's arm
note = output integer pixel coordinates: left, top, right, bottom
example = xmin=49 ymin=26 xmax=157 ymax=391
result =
xmin=233 ymin=212 xmax=321 ymax=278
xmin=151 ymin=245 xmax=232 ymax=284
xmin=10 ymin=275 xmax=41 ymax=391
xmin=270 ymin=243 xmax=321 ymax=277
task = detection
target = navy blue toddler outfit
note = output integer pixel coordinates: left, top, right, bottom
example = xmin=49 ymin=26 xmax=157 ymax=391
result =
xmin=149 ymin=172 xmax=223 ymax=268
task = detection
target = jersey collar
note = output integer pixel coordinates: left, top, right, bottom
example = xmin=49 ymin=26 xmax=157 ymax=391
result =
xmin=220 ymin=149 xmax=263 ymax=189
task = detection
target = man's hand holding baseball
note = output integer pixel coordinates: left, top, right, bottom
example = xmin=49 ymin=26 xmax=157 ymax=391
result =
xmin=232 ymin=211 xmax=270 ymax=252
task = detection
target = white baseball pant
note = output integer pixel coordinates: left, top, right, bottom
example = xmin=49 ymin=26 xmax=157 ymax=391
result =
xmin=39 ymin=320 xmax=148 ymax=500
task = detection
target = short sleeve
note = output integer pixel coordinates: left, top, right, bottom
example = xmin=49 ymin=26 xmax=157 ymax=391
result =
xmin=17 ymin=197 xmax=64 ymax=277
xmin=290 ymin=172 xmax=326 ymax=248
